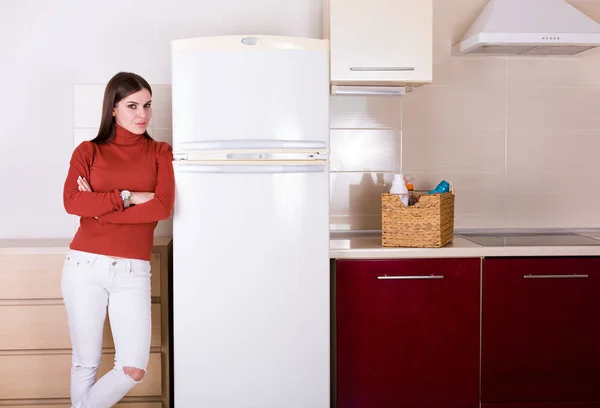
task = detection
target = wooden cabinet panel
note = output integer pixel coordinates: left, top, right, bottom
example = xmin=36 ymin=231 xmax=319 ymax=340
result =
xmin=0 ymin=352 xmax=162 ymax=399
xmin=335 ymin=258 xmax=480 ymax=408
xmin=3 ymin=403 xmax=162 ymax=408
xmin=0 ymin=252 xmax=163 ymax=300
xmin=0 ymin=304 xmax=161 ymax=350
xmin=0 ymin=254 xmax=66 ymax=299
xmin=150 ymin=252 xmax=161 ymax=297
xmin=482 ymin=257 xmax=600 ymax=403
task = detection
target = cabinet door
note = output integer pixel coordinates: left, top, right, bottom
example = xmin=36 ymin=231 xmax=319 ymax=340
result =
xmin=482 ymin=403 xmax=600 ymax=408
xmin=328 ymin=0 xmax=432 ymax=84
xmin=482 ymin=257 xmax=600 ymax=403
xmin=335 ymin=258 xmax=480 ymax=408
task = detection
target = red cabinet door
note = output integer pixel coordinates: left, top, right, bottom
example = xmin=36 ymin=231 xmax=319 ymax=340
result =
xmin=482 ymin=403 xmax=600 ymax=408
xmin=335 ymin=258 xmax=480 ymax=408
xmin=482 ymin=257 xmax=600 ymax=403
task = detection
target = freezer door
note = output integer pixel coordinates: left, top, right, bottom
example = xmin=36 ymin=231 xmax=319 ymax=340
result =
xmin=171 ymin=35 xmax=329 ymax=148
xmin=173 ymin=161 xmax=330 ymax=408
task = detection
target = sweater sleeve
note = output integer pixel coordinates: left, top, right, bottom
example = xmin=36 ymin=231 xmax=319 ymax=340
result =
xmin=97 ymin=142 xmax=175 ymax=225
xmin=63 ymin=141 xmax=124 ymax=217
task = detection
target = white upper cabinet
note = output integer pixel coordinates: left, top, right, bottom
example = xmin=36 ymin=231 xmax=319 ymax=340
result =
xmin=325 ymin=0 xmax=433 ymax=87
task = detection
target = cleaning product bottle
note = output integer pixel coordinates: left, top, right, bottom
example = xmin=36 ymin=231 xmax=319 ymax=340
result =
xmin=405 ymin=176 xmax=416 ymax=206
xmin=390 ymin=173 xmax=409 ymax=206
xmin=428 ymin=180 xmax=450 ymax=194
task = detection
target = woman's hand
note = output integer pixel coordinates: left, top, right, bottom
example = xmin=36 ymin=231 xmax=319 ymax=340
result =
xmin=130 ymin=192 xmax=155 ymax=205
xmin=77 ymin=176 xmax=92 ymax=192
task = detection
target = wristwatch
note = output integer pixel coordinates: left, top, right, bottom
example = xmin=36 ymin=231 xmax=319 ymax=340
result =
xmin=120 ymin=190 xmax=131 ymax=208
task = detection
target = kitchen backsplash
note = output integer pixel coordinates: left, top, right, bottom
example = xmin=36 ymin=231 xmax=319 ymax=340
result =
xmin=331 ymin=0 xmax=600 ymax=231
xmin=73 ymin=0 xmax=600 ymax=233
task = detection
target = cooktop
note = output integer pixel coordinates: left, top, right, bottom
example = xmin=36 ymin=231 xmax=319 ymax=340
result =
xmin=457 ymin=232 xmax=600 ymax=247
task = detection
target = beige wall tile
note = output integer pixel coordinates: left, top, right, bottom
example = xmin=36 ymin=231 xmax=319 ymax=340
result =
xmin=330 ymin=129 xmax=399 ymax=172
xmin=403 ymin=128 xmax=505 ymax=172
xmin=432 ymin=42 xmax=507 ymax=87
xmin=401 ymin=170 xmax=506 ymax=229
xmin=330 ymin=95 xmax=401 ymax=129
xmin=330 ymin=171 xmax=394 ymax=217
xmin=506 ymin=191 xmax=600 ymax=229
xmin=506 ymin=129 xmax=600 ymax=228
xmin=507 ymin=129 xmax=600 ymax=175
xmin=151 ymin=84 xmax=173 ymax=129
xmin=402 ymin=83 xmax=506 ymax=131
xmin=508 ymin=51 xmax=600 ymax=87
xmin=403 ymin=44 xmax=506 ymax=131
xmin=402 ymin=43 xmax=506 ymax=132
xmin=330 ymin=214 xmax=383 ymax=231
xmin=508 ymin=86 xmax=600 ymax=130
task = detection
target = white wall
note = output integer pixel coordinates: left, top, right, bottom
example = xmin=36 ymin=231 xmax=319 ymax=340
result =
xmin=0 ymin=0 xmax=323 ymax=239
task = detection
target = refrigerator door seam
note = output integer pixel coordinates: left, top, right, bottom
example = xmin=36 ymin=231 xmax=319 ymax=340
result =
xmin=173 ymin=151 xmax=329 ymax=162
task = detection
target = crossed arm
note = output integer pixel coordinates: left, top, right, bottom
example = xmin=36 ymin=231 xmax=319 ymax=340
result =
xmin=63 ymin=141 xmax=175 ymax=224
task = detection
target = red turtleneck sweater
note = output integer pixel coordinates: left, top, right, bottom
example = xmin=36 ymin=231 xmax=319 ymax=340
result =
xmin=63 ymin=125 xmax=175 ymax=261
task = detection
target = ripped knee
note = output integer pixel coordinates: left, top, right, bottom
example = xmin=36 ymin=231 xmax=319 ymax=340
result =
xmin=123 ymin=366 xmax=146 ymax=382
xmin=72 ymin=363 xmax=100 ymax=371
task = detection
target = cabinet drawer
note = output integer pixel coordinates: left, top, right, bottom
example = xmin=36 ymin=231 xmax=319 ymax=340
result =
xmin=0 ymin=304 xmax=161 ymax=350
xmin=0 ymin=253 xmax=162 ymax=300
xmin=0 ymin=254 xmax=66 ymax=299
xmin=0 ymin=352 xmax=162 ymax=399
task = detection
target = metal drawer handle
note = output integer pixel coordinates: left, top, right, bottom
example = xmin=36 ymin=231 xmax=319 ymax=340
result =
xmin=378 ymin=275 xmax=444 ymax=280
xmin=350 ymin=67 xmax=415 ymax=72
xmin=523 ymin=274 xmax=589 ymax=279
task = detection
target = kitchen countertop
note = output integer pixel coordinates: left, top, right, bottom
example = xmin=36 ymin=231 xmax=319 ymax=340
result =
xmin=0 ymin=237 xmax=172 ymax=255
xmin=3 ymin=232 xmax=600 ymax=259
xmin=330 ymin=230 xmax=600 ymax=259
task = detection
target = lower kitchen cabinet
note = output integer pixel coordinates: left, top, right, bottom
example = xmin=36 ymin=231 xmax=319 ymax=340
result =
xmin=334 ymin=258 xmax=480 ymax=408
xmin=0 ymin=238 xmax=172 ymax=408
xmin=482 ymin=257 xmax=600 ymax=405
xmin=482 ymin=403 xmax=600 ymax=408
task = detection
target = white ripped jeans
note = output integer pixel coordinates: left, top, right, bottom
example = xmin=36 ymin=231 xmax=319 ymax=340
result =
xmin=61 ymin=249 xmax=152 ymax=408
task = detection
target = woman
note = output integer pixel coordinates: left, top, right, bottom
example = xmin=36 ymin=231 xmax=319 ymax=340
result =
xmin=62 ymin=71 xmax=175 ymax=408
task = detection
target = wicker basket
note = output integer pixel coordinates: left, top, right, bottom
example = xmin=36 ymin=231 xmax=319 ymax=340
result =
xmin=381 ymin=192 xmax=455 ymax=248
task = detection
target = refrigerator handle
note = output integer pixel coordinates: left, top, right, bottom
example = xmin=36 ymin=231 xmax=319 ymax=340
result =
xmin=176 ymin=163 xmax=327 ymax=174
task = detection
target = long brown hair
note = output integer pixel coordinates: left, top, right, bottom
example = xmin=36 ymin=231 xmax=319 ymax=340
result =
xmin=91 ymin=72 xmax=153 ymax=144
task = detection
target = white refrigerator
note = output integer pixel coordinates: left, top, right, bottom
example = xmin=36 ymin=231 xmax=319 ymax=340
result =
xmin=170 ymin=35 xmax=330 ymax=408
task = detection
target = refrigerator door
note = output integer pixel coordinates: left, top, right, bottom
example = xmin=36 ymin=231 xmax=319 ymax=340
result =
xmin=170 ymin=35 xmax=329 ymax=148
xmin=173 ymin=161 xmax=330 ymax=408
